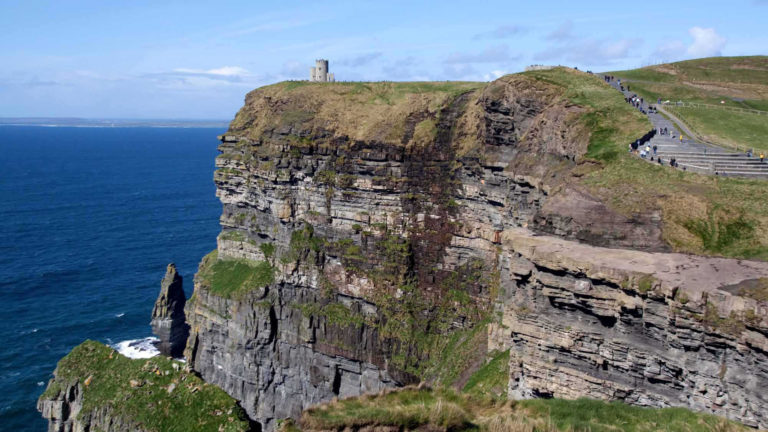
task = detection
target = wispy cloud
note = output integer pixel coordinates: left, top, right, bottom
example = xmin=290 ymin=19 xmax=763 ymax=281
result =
xmin=473 ymin=24 xmax=527 ymax=40
xmin=535 ymin=38 xmax=641 ymax=64
xmin=545 ymin=21 xmax=574 ymax=41
xmin=142 ymin=66 xmax=271 ymax=89
xmin=382 ymin=56 xmax=426 ymax=80
xmin=444 ymin=45 xmax=519 ymax=64
xmin=172 ymin=66 xmax=250 ymax=80
xmin=338 ymin=52 xmax=383 ymax=67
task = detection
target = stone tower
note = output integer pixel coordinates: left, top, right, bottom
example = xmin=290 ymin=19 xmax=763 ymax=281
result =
xmin=309 ymin=59 xmax=335 ymax=82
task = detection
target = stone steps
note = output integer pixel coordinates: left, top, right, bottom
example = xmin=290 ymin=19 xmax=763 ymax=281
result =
xmin=605 ymin=75 xmax=767 ymax=179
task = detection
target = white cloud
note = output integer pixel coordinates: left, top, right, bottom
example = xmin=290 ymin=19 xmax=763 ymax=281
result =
xmin=686 ymin=27 xmax=726 ymax=57
xmin=173 ymin=66 xmax=250 ymax=78
xmin=482 ymin=70 xmax=506 ymax=81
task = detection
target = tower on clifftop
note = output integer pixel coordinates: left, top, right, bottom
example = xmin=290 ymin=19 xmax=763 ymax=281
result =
xmin=309 ymin=59 xmax=335 ymax=82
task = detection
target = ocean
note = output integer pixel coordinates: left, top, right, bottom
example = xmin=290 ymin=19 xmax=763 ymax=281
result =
xmin=0 ymin=126 xmax=224 ymax=431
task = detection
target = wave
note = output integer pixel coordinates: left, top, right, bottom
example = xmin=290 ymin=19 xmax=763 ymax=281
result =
xmin=112 ymin=337 xmax=160 ymax=359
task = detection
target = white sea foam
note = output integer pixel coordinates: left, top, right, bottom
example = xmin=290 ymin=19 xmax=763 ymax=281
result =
xmin=113 ymin=337 xmax=160 ymax=359
xmin=37 ymin=381 xmax=44 ymax=386
xmin=115 ymin=312 xmax=125 ymax=318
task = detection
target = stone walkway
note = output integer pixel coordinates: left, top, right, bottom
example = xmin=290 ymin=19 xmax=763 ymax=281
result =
xmin=603 ymin=76 xmax=768 ymax=178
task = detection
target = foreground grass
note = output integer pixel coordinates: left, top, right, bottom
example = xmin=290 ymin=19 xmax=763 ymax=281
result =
xmin=291 ymin=387 xmax=748 ymax=432
xmin=524 ymin=67 xmax=768 ymax=259
xmin=198 ymin=250 xmax=274 ymax=298
xmin=40 ymin=341 xmax=252 ymax=432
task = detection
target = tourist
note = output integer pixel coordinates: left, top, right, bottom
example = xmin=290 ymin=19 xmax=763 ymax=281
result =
xmin=761 ymin=153 xmax=765 ymax=163
xmin=653 ymin=145 xmax=658 ymax=155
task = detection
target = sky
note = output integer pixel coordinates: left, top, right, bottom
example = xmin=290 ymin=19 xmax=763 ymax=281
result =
xmin=0 ymin=0 xmax=766 ymax=119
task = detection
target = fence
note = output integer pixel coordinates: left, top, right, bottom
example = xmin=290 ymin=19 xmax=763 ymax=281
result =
xmin=662 ymin=101 xmax=767 ymax=116
xmin=660 ymin=106 xmax=752 ymax=154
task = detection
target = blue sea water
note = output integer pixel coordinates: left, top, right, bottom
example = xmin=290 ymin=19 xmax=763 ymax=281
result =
xmin=0 ymin=126 xmax=224 ymax=431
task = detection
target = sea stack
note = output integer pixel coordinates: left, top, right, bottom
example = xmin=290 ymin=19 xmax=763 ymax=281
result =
xmin=150 ymin=263 xmax=188 ymax=357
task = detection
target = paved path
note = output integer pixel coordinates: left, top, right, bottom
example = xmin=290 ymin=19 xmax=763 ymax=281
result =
xmin=603 ymin=76 xmax=768 ymax=178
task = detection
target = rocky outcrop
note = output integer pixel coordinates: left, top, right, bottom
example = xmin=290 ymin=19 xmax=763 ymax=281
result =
xmin=487 ymin=228 xmax=768 ymax=428
xmin=37 ymin=380 xmax=147 ymax=432
xmin=182 ymin=73 xmax=768 ymax=430
xmin=38 ymin=340 xmax=254 ymax=432
xmin=151 ymin=263 xmax=188 ymax=357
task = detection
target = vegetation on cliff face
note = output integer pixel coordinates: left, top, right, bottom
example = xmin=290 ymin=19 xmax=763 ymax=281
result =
xmin=521 ymin=66 xmax=768 ymax=259
xmin=197 ymin=250 xmax=274 ymax=298
xmin=40 ymin=341 xmax=252 ymax=432
xmin=286 ymin=387 xmax=749 ymax=432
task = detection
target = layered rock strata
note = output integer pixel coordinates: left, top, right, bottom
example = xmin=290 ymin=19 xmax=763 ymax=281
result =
xmin=489 ymin=228 xmax=768 ymax=428
xmin=180 ymin=74 xmax=768 ymax=429
xmin=150 ymin=263 xmax=188 ymax=357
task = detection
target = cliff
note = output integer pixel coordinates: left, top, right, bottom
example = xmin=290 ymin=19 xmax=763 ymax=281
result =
xmin=183 ymin=69 xmax=768 ymax=430
xmin=39 ymin=67 xmax=768 ymax=431
xmin=37 ymin=340 xmax=254 ymax=432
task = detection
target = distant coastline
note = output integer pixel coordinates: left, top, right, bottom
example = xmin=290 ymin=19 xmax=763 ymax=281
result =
xmin=0 ymin=117 xmax=229 ymax=128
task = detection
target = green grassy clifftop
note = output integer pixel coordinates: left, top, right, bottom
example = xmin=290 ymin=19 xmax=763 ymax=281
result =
xmin=39 ymin=341 xmax=253 ymax=432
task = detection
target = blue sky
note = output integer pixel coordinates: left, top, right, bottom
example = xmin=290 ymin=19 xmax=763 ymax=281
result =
xmin=1 ymin=0 xmax=766 ymax=119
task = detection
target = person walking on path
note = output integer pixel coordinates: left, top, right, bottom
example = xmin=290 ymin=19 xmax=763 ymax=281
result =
xmin=653 ymin=144 xmax=658 ymax=156
xmin=761 ymin=153 xmax=765 ymax=164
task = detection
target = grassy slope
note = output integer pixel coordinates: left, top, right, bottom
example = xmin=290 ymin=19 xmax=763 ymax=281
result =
xmin=524 ymin=67 xmax=768 ymax=260
xmin=40 ymin=341 xmax=252 ymax=432
xmin=608 ymin=56 xmax=768 ymax=150
xmin=291 ymin=387 xmax=749 ymax=432
xmin=229 ymin=80 xmax=485 ymax=146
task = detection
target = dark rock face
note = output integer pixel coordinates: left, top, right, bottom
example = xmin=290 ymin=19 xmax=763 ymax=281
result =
xmin=150 ymin=263 xmax=188 ymax=357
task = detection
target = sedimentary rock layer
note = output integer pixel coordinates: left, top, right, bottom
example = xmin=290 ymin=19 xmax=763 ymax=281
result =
xmin=184 ymin=75 xmax=768 ymax=430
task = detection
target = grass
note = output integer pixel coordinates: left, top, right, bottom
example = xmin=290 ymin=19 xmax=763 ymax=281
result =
xmin=197 ymin=250 xmax=275 ymax=298
xmin=40 ymin=341 xmax=252 ymax=432
xmin=293 ymin=387 xmax=749 ymax=432
xmin=462 ymin=350 xmax=510 ymax=398
xmin=666 ymin=106 xmax=768 ymax=151
xmin=519 ymin=398 xmax=746 ymax=432
xmin=229 ymin=80 xmax=485 ymax=146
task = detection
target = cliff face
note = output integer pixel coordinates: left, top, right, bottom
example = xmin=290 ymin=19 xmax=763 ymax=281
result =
xmin=183 ymin=72 xmax=768 ymax=430
xmin=38 ymin=380 xmax=148 ymax=432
